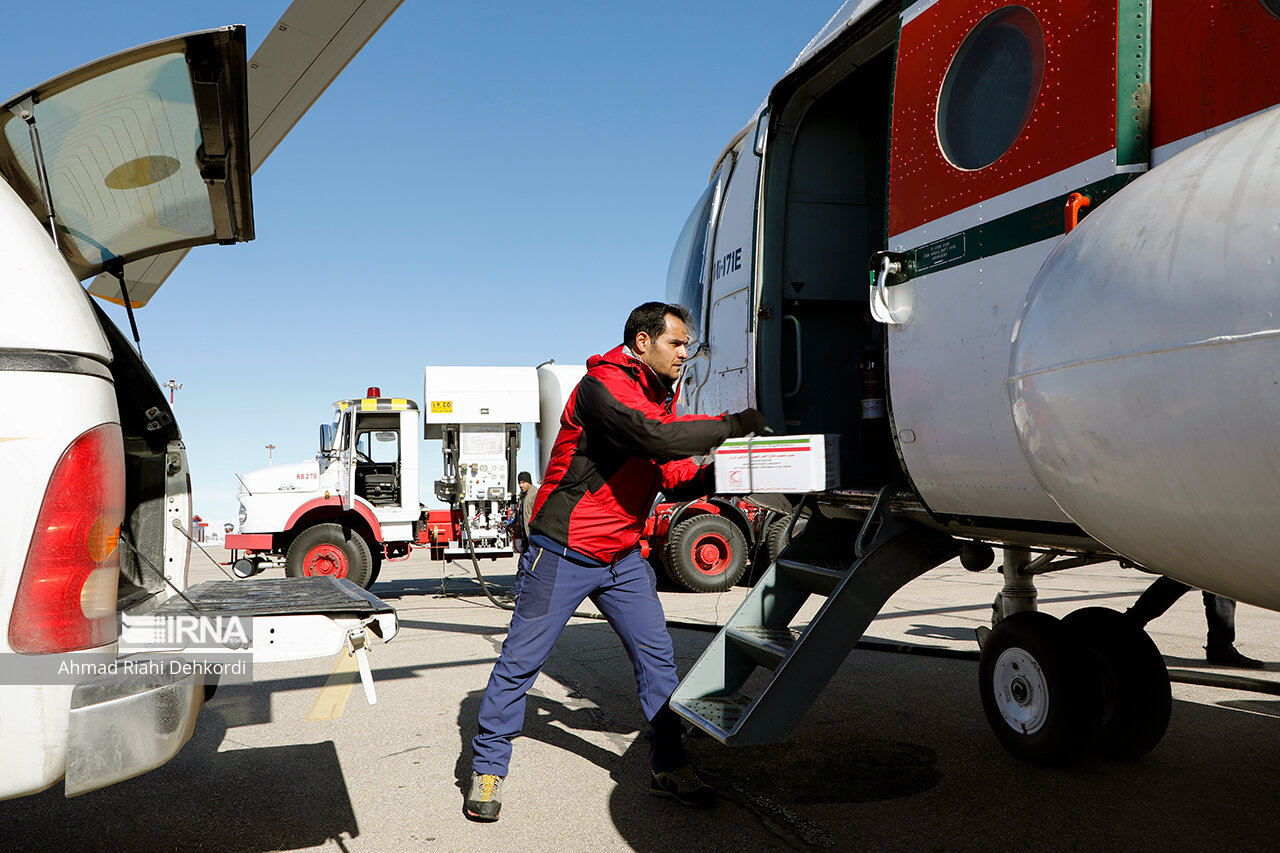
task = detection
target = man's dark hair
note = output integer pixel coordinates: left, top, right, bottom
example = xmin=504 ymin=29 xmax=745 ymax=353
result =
xmin=624 ymin=302 xmax=691 ymax=348
xmin=517 ymin=471 xmax=532 ymax=484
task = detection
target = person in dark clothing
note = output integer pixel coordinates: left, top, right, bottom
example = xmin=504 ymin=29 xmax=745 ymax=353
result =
xmin=508 ymin=471 xmax=536 ymax=553
xmin=1127 ymin=575 xmax=1265 ymax=668
xmin=464 ymin=302 xmax=765 ymax=822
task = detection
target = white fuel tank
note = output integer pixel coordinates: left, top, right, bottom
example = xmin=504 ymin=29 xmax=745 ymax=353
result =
xmin=1008 ymin=107 xmax=1280 ymax=610
xmin=535 ymin=363 xmax=585 ymax=477
xmin=422 ymin=366 xmax=541 ymax=440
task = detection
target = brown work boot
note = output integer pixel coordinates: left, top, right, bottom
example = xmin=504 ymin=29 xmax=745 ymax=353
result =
xmin=465 ymin=772 xmax=503 ymax=821
xmin=649 ymin=765 xmax=716 ymax=808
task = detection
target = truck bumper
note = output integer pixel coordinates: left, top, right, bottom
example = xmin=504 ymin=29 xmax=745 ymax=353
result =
xmin=64 ymin=655 xmax=203 ymax=797
xmin=225 ymin=532 xmax=273 ymax=550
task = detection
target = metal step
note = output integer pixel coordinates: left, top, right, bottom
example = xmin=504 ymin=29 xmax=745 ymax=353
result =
xmin=678 ymin=694 xmax=752 ymax=733
xmin=776 ymin=557 xmax=847 ymax=596
xmin=671 ymin=489 xmax=959 ymax=746
xmin=725 ymin=625 xmax=803 ymax=670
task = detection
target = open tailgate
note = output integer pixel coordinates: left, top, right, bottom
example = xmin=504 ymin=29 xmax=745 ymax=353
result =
xmin=120 ymin=576 xmax=399 ymax=663
xmin=65 ymin=577 xmax=397 ymax=796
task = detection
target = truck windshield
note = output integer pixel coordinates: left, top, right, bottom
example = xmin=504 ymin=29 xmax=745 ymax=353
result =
xmin=356 ymin=429 xmax=400 ymax=464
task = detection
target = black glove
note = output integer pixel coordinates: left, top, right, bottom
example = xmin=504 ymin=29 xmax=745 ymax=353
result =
xmin=724 ymin=408 xmax=766 ymax=437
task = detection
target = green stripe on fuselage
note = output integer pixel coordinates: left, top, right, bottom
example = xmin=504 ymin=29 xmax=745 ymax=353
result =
xmin=901 ymin=173 xmax=1140 ymax=278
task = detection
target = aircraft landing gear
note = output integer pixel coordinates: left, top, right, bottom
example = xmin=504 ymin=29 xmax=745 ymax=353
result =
xmin=978 ymin=606 xmax=1171 ymax=764
xmin=976 ymin=546 xmax=1171 ymax=763
xmin=1062 ymin=607 xmax=1171 ymax=759
xmin=990 ymin=547 xmax=1038 ymax=627
xmin=979 ymin=610 xmax=1092 ymax=764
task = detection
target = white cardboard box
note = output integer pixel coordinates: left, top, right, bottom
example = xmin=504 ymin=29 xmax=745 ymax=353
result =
xmin=713 ymin=434 xmax=840 ymax=493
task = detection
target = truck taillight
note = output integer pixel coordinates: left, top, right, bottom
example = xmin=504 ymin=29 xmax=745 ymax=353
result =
xmin=10 ymin=424 xmax=125 ymax=654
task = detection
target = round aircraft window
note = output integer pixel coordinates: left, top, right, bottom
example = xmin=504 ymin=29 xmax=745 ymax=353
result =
xmin=937 ymin=7 xmax=1045 ymax=171
xmin=1263 ymin=0 xmax=1280 ymax=21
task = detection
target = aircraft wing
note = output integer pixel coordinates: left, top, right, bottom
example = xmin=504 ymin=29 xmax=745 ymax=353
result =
xmin=87 ymin=0 xmax=404 ymax=308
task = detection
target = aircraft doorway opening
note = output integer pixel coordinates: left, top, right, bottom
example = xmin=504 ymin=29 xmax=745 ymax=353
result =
xmin=765 ymin=48 xmax=897 ymax=488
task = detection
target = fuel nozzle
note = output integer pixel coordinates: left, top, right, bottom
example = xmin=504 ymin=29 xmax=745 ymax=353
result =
xmin=433 ymin=477 xmax=458 ymax=503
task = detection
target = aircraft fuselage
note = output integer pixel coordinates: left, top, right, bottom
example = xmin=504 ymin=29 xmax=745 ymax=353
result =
xmin=667 ymin=0 xmax=1280 ymax=610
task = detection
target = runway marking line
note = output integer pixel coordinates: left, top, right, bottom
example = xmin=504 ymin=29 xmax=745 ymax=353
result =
xmin=307 ymin=649 xmax=359 ymax=721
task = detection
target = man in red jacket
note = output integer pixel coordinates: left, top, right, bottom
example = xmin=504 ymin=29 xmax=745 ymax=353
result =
xmin=465 ymin=302 xmax=764 ymax=821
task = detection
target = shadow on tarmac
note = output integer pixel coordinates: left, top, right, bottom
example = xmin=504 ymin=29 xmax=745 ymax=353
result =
xmin=9 ymin=578 xmax=1280 ymax=851
xmin=451 ymin=614 xmax=648 ymax=798
xmin=2 ymin=697 xmax=360 ymax=852
xmin=452 ymin=611 xmax=1280 ymax=852
xmin=370 ymin=570 xmax=518 ymax=603
xmin=450 ymin=617 xmax=947 ymax=851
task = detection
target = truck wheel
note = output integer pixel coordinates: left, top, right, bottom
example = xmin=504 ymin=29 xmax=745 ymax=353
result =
xmin=764 ymin=516 xmax=793 ymax=565
xmin=286 ymin=524 xmax=373 ymax=588
xmin=665 ymin=514 xmax=748 ymax=593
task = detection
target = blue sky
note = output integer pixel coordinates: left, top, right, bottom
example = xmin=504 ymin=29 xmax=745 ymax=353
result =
xmin=2 ymin=1 xmax=841 ymax=527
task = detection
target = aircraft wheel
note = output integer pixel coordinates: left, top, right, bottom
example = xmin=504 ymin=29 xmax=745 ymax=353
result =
xmin=978 ymin=610 xmax=1095 ymax=765
xmin=665 ymin=514 xmax=748 ymax=592
xmin=286 ymin=523 xmax=374 ymax=588
xmin=1062 ymin=606 xmax=1171 ymax=759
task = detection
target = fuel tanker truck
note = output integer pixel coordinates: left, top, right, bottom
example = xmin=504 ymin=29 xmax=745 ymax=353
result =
xmin=228 ymin=367 xmax=541 ymax=588
xmin=227 ymin=362 xmax=791 ymax=592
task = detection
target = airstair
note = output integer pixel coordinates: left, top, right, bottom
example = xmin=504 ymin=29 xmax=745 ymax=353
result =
xmin=670 ymin=489 xmax=959 ymax=745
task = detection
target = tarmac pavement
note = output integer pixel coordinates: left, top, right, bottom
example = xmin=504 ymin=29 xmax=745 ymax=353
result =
xmin=4 ymin=543 xmax=1280 ymax=851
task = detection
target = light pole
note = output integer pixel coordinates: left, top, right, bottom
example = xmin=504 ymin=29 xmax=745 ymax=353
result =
xmin=162 ymin=378 xmax=182 ymax=404
xmin=266 ymin=444 xmax=276 ymax=466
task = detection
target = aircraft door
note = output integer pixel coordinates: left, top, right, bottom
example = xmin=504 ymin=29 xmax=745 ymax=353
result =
xmin=882 ymin=0 xmax=1124 ymax=522
xmin=666 ymin=162 xmax=731 ymax=415
xmin=703 ymin=137 xmax=757 ymax=417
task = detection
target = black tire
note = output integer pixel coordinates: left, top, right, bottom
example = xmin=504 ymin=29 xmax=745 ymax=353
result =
xmin=1061 ymin=606 xmax=1171 ymax=759
xmin=367 ymin=550 xmax=383 ymax=586
xmin=978 ymin=610 xmax=1096 ymax=765
xmin=764 ymin=516 xmax=793 ymax=565
xmin=665 ymin=514 xmax=748 ymax=593
xmin=285 ymin=523 xmax=374 ymax=588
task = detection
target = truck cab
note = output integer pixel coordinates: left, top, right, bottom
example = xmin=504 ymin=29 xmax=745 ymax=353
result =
xmin=230 ymin=392 xmax=424 ymax=588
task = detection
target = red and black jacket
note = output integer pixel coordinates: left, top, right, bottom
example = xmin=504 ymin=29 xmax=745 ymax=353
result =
xmin=529 ymin=345 xmax=734 ymax=563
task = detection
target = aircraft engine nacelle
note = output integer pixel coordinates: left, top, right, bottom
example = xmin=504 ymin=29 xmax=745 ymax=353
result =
xmin=1007 ymin=106 xmax=1280 ymax=610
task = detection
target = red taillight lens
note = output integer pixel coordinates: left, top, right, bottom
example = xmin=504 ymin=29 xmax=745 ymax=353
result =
xmin=10 ymin=423 xmax=125 ymax=654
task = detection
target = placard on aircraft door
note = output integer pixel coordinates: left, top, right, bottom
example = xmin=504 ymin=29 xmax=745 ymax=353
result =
xmin=882 ymin=0 xmax=1127 ymax=522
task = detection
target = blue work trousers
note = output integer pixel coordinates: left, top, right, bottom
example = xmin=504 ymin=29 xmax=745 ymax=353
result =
xmin=471 ymin=544 xmax=687 ymax=777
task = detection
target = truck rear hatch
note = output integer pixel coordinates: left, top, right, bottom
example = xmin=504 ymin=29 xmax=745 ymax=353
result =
xmin=0 ymin=26 xmax=253 ymax=292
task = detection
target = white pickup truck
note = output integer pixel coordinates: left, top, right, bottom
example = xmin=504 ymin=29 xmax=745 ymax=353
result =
xmin=0 ymin=16 xmax=399 ymax=800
